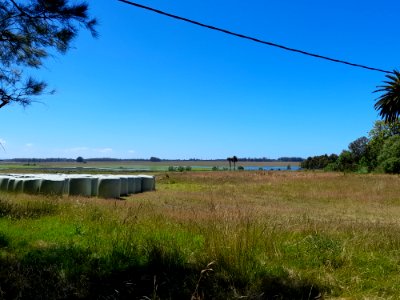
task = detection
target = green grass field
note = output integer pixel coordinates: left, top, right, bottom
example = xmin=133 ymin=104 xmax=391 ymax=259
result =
xmin=0 ymin=171 xmax=399 ymax=299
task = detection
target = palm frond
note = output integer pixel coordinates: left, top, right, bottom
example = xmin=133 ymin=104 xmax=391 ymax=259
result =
xmin=374 ymin=70 xmax=400 ymax=123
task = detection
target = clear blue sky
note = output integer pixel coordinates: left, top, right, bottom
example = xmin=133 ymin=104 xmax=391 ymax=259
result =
xmin=1 ymin=0 xmax=399 ymax=159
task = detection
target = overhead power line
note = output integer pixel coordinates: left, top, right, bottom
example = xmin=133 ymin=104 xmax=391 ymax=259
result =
xmin=118 ymin=0 xmax=394 ymax=75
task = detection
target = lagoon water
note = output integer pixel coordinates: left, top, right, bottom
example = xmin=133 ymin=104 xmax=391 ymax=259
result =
xmin=244 ymin=166 xmax=301 ymax=171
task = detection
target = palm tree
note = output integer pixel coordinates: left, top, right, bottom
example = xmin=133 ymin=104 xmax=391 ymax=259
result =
xmin=374 ymin=70 xmax=400 ymax=123
xmin=232 ymin=156 xmax=238 ymax=170
xmin=227 ymin=157 xmax=232 ymax=170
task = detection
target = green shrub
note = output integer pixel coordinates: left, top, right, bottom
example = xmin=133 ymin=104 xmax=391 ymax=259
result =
xmin=378 ymin=135 xmax=400 ymax=174
xmin=380 ymin=157 xmax=400 ymax=174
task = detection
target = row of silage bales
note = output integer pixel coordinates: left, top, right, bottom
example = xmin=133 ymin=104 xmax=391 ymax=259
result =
xmin=0 ymin=174 xmax=155 ymax=198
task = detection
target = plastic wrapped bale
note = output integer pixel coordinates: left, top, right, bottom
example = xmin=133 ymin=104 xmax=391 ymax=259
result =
xmin=140 ymin=175 xmax=155 ymax=192
xmin=133 ymin=176 xmax=142 ymax=193
xmin=22 ymin=178 xmax=41 ymax=194
xmin=119 ymin=177 xmax=128 ymax=196
xmin=127 ymin=176 xmax=135 ymax=194
xmin=97 ymin=177 xmax=121 ymax=199
xmin=63 ymin=178 xmax=70 ymax=194
xmin=7 ymin=178 xmax=16 ymax=192
xmin=90 ymin=177 xmax=99 ymax=196
xmin=68 ymin=177 xmax=92 ymax=196
xmin=39 ymin=178 xmax=65 ymax=196
xmin=13 ymin=179 xmax=24 ymax=193
xmin=0 ymin=177 xmax=10 ymax=191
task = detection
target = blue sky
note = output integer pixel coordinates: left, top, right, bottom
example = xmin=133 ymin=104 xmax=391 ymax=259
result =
xmin=1 ymin=0 xmax=399 ymax=159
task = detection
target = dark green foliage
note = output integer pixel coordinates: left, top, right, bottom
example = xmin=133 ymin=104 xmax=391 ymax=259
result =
xmin=378 ymin=135 xmax=400 ymax=173
xmin=348 ymin=136 xmax=369 ymax=162
xmin=374 ymin=70 xmax=400 ymax=123
xmin=227 ymin=157 xmax=232 ymax=170
xmin=0 ymin=231 xmax=9 ymax=248
xmin=301 ymin=154 xmax=338 ymax=170
xmin=362 ymin=120 xmax=400 ymax=171
xmin=149 ymin=157 xmax=161 ymax=162
xmin=303 ymin=119 xmax=400 ymax=174
xmin=0 ymin=0 xmax=97 ymax=108
xmin=380 ymin=157 xmax=400 ymax=174
xmin=232 ymin=156 xmax=238 ymax=170
xmin=335 ymin=150 xmax=357 ymax=172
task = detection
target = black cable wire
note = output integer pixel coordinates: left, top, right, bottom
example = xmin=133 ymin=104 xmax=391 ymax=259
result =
xmin=118 ymin=0 xmax=394 ymax=75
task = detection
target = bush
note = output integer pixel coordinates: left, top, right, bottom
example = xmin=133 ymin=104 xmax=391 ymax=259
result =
xmin=378 ymin=135 xmax=400 ymax=174
xmin=380 ymin=157 xmax=400 ymax=174
xmin=237 ymin=166 xmax=244 ymax=171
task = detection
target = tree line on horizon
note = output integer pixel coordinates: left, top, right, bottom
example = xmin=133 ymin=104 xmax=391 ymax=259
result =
xmin=1 ymin=156 xmax=305 ymax=163
xmin=301 ymin=119 xmax=400 ymax=174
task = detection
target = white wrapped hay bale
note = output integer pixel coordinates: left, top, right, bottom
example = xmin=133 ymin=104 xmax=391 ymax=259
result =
xmin=13 ymin=179 xmax=24 ymax=193
xmin=119 ymin=176 xmax=129 ymax=196
xmin=127 ymin=176 xmax=135 ymax=194
xmin=68 ymin=177 xmax=92 ymax=196
xmin=22 ymin=178 xmax=41 ymax=194
xmin=140 ymin=175 xmax=155 ymax=192
xmin=97 ymin=177 xmax=121 ymax=199
xmin=39 ymin=177 xmax=65 ymax=196
xmin=0 ymin=176 xmax=10 ymax=191
xmin=90 ymin=177 xmax=99 ymax=196
xmin=133 ymin=176 xmax=142 ymax=193
xmin=63 ymin=178 xmax=70 ymax=194
xmin=7 ymin=178 xmax=16 ymax=192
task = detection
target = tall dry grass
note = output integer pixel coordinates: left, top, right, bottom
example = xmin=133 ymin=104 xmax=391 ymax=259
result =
xmin=0 ymin=171 xmax=399 ymax=299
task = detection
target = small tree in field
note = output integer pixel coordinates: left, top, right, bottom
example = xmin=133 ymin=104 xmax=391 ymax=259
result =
xmin=227 ymin=157 xmax=232 ymax=170
xmin=232 ymin=156 xmax=238 ymax=170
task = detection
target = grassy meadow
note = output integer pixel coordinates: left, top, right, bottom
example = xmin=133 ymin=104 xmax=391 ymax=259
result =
xmin=0 ymin=171 xmax=400 ymax=299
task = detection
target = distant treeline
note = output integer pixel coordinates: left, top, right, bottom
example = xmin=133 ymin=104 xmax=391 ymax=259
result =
xmin=301 ymin=119 xmax=400 ymax=174
xmin=239 ymin=157 xmax=304 ymax=162
xmin=2 ymin=157 xmax=305 ymax=163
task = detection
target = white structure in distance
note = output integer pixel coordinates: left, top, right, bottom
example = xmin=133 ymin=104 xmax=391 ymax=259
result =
xmin=0 ymin=174 xmax=156 ymax=198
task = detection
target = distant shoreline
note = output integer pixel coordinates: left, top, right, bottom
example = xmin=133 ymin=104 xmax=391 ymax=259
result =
xmin=0 ymin=160 xmax=300 ymax=168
